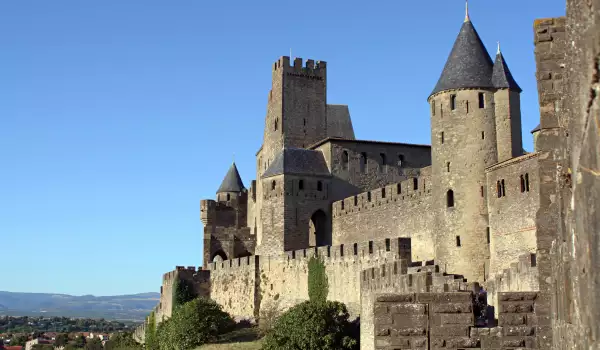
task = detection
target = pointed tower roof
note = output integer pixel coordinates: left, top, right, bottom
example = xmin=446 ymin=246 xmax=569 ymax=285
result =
xmin=216 ymin=162 xmax=246 ymax=193
xmin=491 ymin=45 xmax=522 ymax=92
xmin=430 ymin=7 xmax=494 ymax=97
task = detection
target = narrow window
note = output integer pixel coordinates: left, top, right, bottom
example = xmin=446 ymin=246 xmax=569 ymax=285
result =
xmin=530 ymin=253 xmax=537 ymax=267
xmin=380 ymin=153 xmax=387 ymax=172
xmin=382 ymin=188 xmax=386 ymax=198
xmin=447 ymin=189 xmax=454 ymax=208
xmin=340 ymin=244 xmax=344 ymax=257
xmin=299 ymin=180 xmax=304 ymax=190
xmin=481 ymin=131 xmax=485 ymax=140
xmin=271 ymin=180 xmax=276 ymax=190
xmin=397 ymin=183 xmax=402 ymax=194
xmin=226 ymin=193 xmax=230 ymax=201
xmin=501 ymin=179 xmax=506 ymax=197
xmin=450 ymin=94 xmax=456 ymax=110
xmin=413 ymin=178 xmax=418 ymax=190
xmin=341 ymin=200 xmax=344 ymax=210
xmin=360 ymin=152 xmax=367 ymax=173
xmin=354 ymin=196 xmax=358 ymax=206
xmin=385 ymin=238 xmax=390 ymax=252
xmin=431 ymin=101 xmax=435 ymax=115
xmin=497 ymin=181 xmax=502 ymax=198
xmin=466 ymin=100 xmax=470 ymax=113
xmin=398 ymin=154 xmax=405 ymax=166
xmin=317 ymin=181 xmax=323 ymax=191
xmin=525 ymin=173 xmax=530 ymax=192
xmin=367 ymin=192 xmax=371 ymax=202
xmin=486 ymin=227 xmax=491 ymax=244
xmin=478 ymin=92 xmax=485 ymax=108
xmin=393 ymin=262 xmax=398 ymax=274
xmin=441 ymin=132 xmax=444 ymax=144
xmin=342 ymin=151 xmax=349 ymax=170
xmin=353 ymin=243 xmax=358 ymax=255
xmin=274 ymin=118 xmax=278 ymax=131
xmin=303 ymin=118 xmax=306 ymax=126
xmin=368 ymin=241 xmax=373 ymax=254
xmin=447 ymin=162 xmax=451 ymax=172
xmin=520 ymin=175 xmax=525 ymax=193
xmin=456 ymin=236 xmax=461 ymax=247
xmin=480 ymin=186 xmax=484 ymax=197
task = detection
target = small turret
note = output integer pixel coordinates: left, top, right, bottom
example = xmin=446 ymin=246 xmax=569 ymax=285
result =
xmin=493 ymin=44 xmax=524 ymax=161
xmin=217 ymin=162 xmax=246 ymax=195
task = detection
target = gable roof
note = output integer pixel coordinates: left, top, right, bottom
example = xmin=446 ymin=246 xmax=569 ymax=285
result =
xmin=216 ymin=162 xmax=246 ymax=193
xmin=262 ymin=148 xmax=330 ymax=178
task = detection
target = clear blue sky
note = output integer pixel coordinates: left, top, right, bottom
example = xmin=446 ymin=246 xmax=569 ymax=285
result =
xmin=0 ymin=1 xmax=565 ymax=296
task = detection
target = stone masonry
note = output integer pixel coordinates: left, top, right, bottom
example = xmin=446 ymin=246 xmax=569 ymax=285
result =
xmin=135 ymin=1 xmax=600 ymax=349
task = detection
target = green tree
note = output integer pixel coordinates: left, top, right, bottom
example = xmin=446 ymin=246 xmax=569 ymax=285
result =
xmin=73 ymin=335 xmax=86 ymax=348
xmin=172 ymin=276 xmax=195 ymax=309
xmin=84 ymin=338 xmax=102 ymax=350
xmin=262 ymin=300 xmax=358 ymax=350
xmin=104 ymin=332 xmax=141 ymax=350
xmin=156 ymin=298 xmax=234 ymax=350
xmin=308 ymin=255 xmax=329 ymax=304
xmin=31 ymin=344 xmax=54 ymax=350
xmin=55 ymin=333 xmax=69 ymax=347
xmin=144 ymin=312 xmax=158 ymax=350
xmin=10 ymin=335 xmax=28 ymax=346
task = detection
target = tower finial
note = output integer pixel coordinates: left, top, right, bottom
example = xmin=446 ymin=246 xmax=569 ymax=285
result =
xmin=497 ymin=41 xmax=501 ymax=54
xmin=465 ymin=0 xmax=470 ymax=22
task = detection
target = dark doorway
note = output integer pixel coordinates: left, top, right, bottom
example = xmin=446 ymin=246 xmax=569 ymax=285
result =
xmin=309 ymin=210 xmax=329 ymax=247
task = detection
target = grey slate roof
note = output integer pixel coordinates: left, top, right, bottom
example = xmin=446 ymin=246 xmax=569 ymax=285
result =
xmin=216 ymin=162 xmax=246 ymax=193
xmin=492 ymin=52 xmax=522 ymax=92
xmin=531 ymin=124 xmax=541 ymax=133
xmin=262 ymin=148 xmax=331 ymax=178
xmin=430 ymin=20 xmax=495 ymax=97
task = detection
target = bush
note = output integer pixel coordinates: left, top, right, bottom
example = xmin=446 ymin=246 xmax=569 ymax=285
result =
xmin=144 ymin=311 xmax=158 ymax=350
xmin=157 ymin=298 xmax=235 ymax=350
xmin=307 ymin=256 xmax=328 ymax=304
xmin=104 ymin=332 xmax=141 ymax=350
xmin=262 ymin=300 xmax=358 ymax=350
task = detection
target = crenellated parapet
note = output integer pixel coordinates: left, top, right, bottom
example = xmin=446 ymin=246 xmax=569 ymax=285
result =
xmin=271 ymin=56 xmax=326 ymax=81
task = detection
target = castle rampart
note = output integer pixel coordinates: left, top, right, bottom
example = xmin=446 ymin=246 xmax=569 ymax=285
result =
xmin=331 ymin=170 xmax=434 ymax=261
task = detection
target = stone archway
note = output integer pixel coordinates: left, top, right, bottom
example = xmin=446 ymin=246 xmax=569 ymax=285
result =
xmin=309 ymin=209 xmax=329 ymax=247
xmin=211 ymin=251 xmax=227 ymax=262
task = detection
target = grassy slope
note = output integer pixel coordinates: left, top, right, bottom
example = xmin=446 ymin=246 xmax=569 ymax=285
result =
xmin=197 ymin=325 xmax=263 ymax=350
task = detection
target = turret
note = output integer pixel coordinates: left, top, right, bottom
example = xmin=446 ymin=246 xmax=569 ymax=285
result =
xmin=429 ymin=3 xmax=497 ymax=283
xmin=492 ymin=44 xmax=524 ymax=162
xmin=215 ymin=162 xmax=247 ymax=228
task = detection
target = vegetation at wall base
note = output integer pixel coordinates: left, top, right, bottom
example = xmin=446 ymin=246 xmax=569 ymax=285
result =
xmin=172 ymin=276 xmax=196 ymax=309
xmin=155 ymin=298 xmax=234 ymax=350
xmin=144 ymin=311 xmax=158 ymax=350
xmin=261 ymin=300 xmax=358 ymax=350
xmin=307 ymin=255 xmax=328 ymax=304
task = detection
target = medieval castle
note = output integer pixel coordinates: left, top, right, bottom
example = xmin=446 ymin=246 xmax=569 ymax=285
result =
xmin=135 ymin=1 xmax=600 ymax=348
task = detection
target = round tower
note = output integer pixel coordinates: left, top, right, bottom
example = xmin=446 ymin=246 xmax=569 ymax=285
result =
xmin=429 ymin=6 xmax=497 ymax=282
xmin=216 ymin=162 xmax=246 ymax=203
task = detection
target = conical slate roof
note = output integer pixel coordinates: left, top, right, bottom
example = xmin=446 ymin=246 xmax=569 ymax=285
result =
xmin=492 ymin=51 xmax=522 ymax=92
xmin=216 ymin=162 xmax=246 ymax=193
xmin=430 ymin=20 xmax=494 ymax=97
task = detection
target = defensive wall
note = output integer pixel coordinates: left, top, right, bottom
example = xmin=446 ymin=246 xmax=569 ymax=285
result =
xmin=332 ymin=167 xmax=434 ymax=262
xmin=486 ymin=152 xmax=540 ymax=279
xmin=371 ymin=291 xmax=540 ymax=350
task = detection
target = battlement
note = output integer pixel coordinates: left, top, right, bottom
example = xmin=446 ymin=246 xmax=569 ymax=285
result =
xmin=162 ymin=266 xmax=210 ymax=285
xmin=209 ymin=255 xmax=257 ymax=271
xmin=272 ymin=56 xmax=326 ymax=79
xmin=332 ymin=174 xmax=431 ymax=218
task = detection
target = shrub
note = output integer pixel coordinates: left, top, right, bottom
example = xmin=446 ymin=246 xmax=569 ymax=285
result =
xmin=157 ymin=298 xmax=234 ymax=350
xmin=172 ymin=276 xmax=195 ymax=309
xmin=258 ymin=299 xmax=281 ymax=336
xmin=262 ymin=300 xmax=358 ymax=350
xmin=104 ymin=332 xmax=141 ymax=350
xmin=307 ymin=255 xmax=328 ymax=304
xmin=144 ymin=311 xmax=158 ymax=350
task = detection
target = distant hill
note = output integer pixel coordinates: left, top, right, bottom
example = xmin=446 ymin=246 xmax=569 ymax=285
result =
xmin=0 ymin=291 xmax=159 ymax=321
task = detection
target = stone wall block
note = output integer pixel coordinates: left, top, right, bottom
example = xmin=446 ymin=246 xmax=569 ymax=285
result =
xmin=499 ymin=301 xmax=534 ymax=313
xmin=431 ymin=302 xmax=473 ymax=314
xmin=498 ymin=313 xmax=526 ymax=326
xmin=416 ymin=292 xmax=472 ymax=303
xmin=391 ymin=314 xmax=428 ymax=328
xmin=390 ymin=303 xmax=426 ymax=315
xmin=376 ymin=293 xmax=415 ymax=303
xmin=429 ymin=325 xmax=471 ymax=337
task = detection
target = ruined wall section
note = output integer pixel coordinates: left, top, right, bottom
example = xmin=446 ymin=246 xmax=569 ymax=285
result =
xmin=317 ymin=140 xmax=431 ymax=201
xmin=156 ymin=266 xmax=211 ymax=323
xmin=486 ymin=153 xmax=540 ymax=278
xmin=331 ymin=168 xmax=434 ymax=262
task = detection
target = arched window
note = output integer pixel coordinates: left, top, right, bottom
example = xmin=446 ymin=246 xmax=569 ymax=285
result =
xmin=450 ymin=94 xmax=457 ymax=110
xmin=478 ymin=93 xmax=485 ymax=108
xmin=398 ymin=154 xmax=405 ymax=166
xmin=367 ymin=192 xmax=371 ymax=202
xmin=413 ymin=178 xmax=418 ymax=190
xmin=342 ymin=151 xmax=349 ymax=170
xmin=317 ymin=181 xmax=323 ymax=191
xmin=271 ymin=180 xmax=276 ymax=190
xmin=397 ymin=183 xmax=402 ymax=194
xmin=447 ymin=189 xmax=455 ymax=208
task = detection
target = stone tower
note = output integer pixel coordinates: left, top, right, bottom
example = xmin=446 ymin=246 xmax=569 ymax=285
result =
xmin=492 ymin=45 xmax=524 ymax=161
xmin=215 ymin=162 xmax=247 ymax=229
xmin=429 ymin=9 xmax=499 ymax=282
